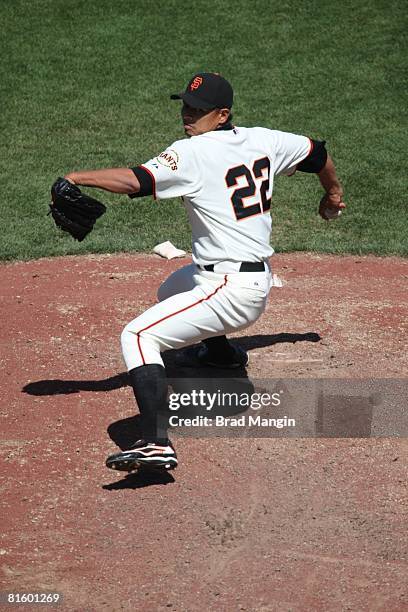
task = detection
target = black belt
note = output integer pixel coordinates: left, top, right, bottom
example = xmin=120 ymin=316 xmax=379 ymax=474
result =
xmin=201 ymin=261 xmax=265 ymax=272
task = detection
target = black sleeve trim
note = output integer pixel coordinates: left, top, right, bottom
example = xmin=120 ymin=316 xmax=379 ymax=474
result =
xmin=297 ymin=140 xmax=327 ymax=173
xmin=128 ymin=166 xmax=155 ymax=198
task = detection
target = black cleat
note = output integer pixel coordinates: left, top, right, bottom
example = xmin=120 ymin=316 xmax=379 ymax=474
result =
xmin=175 ymin=343 xmax=249 ymax=369
xmin=106 ymin=439 xmax=178 ymax=472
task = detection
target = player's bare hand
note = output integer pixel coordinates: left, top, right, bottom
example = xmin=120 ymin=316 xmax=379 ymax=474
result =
xmin=319 ymin=192 xmax=346 ymax=220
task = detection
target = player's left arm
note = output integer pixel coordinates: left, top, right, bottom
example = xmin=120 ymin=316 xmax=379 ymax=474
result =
xmin=64 ymin=168 xmax=140 ymax=195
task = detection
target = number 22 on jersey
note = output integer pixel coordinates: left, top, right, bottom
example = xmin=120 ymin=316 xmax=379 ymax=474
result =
xmin=225 ymin=157 xmax=271 ymax=221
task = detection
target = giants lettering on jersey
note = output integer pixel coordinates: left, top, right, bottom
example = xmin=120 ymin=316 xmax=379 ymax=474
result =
xmin=157 ymin=149 xmax=179 ymax=171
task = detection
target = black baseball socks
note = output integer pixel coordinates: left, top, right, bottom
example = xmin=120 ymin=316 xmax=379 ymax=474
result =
xmin=127 ymin=364 xmax=169 ymax=445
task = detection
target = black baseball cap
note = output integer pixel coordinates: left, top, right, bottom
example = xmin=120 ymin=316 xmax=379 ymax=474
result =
xmin=171 ymin=73 xmax=233 ymax=110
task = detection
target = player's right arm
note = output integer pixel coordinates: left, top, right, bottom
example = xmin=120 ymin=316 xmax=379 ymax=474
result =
xmin=65 ymin=168 xmax=140 ymax=194
xmin=316 ymin=154 xmax=345 ymax=218
xmin=65 ymin=139 xmax=200 ymax=200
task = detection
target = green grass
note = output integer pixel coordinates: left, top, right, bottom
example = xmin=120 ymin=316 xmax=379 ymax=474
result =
xmin=0 ymin=0 xmax=406 ymax=260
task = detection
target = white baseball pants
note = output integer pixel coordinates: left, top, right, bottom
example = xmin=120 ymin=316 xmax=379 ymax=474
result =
xmin=121 ymin=263 xmax=272 ymax=370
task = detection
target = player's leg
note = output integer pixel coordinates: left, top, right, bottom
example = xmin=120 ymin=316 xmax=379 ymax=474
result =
xmin=107 ymin=274 xmax=267 ymax=469
xmin=107 ymin=270 xmax=198 ymax=472
xmin=105 ymin=355 xmax=178 ymax=471
xmin=121 ymin=279 xmax=235 ymax=369
xmin=107 ymin=273 xmax=268 ymax=471
xmin=201 ymin=264 xmax=273 ymax=365
xmin=158 ymin=263 xmax=242 ymax=365
xmin=108 ymin=278 xmax=229 ymax=471
xmin=198 ymin=269 xmax=271 ymax=366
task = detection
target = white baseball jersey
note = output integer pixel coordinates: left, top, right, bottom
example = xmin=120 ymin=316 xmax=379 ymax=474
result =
xmin=141 ymin=128 xmax=311 ymax=266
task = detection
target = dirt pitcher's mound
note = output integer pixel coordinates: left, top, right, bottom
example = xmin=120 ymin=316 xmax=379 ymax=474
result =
xmin=1 ymin=253 xmax=407 ymax=611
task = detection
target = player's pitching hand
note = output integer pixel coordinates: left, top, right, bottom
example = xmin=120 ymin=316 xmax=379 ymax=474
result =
xmin=319 ymin=193 xmax=346 ymax=220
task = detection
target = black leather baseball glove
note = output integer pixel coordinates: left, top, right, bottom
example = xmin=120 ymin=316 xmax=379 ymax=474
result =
xmin=49 ymin=177 xmax=106 ymax=241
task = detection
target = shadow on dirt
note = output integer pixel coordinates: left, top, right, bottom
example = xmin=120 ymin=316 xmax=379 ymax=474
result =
xmin=22 ymin=332 xmax=320 ymax=396
xmin=21 ymin=331 xmax=320 ymax=490
xmin=22 ymin=372 xmax=129 ymax=396
xmin=103 ymin=469 xmax=175 ymax=490
xmin=238 ymin=331 xmax=321 ymax=350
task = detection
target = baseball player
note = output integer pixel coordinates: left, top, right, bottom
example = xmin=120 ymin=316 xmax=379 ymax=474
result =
xmin=64 ymin=72 xmax=345 ymax=472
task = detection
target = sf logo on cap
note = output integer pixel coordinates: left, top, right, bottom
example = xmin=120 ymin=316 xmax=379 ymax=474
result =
xmin=190 ymin=76 xmax=203 ymax=91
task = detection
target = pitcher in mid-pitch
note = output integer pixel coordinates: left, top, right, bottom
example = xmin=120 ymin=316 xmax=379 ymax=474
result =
xmin=64 ymin=72 xmax=345 ymax=472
